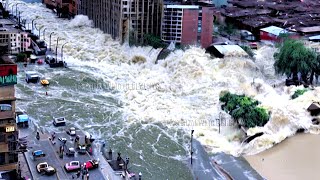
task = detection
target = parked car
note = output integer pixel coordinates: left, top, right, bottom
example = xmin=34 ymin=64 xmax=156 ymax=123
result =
xmin=85 ymin=160 xmax=99 ymax=170
xmin=25 ymin=71 xmax=40 ymax=83
xmin=66 ymin=127 xmax=76 ymax=136
xmin=64 ymin=161 xmax=81 ymax=172
xmin=36 ymin=162 xmax=56 ymax=175
xmin=58 ymin=137 xmax=67 ymax=144
xmin=65 ymin=147 xmax=75 ymax=156
xmin=32 ymin=150 xmax=46 ymax=160
xmin=78 ymin=145 xmax=86 ymax=154
xmin=53 ymin=117 xmax=66 ymax=126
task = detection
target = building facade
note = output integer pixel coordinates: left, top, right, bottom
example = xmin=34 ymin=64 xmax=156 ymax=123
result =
xmin=78 ymin=0 xmax=163 ymax=43
xmin=161 ymin=4 xmax=214 ymax=48
xmin=0 ymin=61 xmax=18 ymax=176
xmin=0 ymin=19 xmax=31 ymax=54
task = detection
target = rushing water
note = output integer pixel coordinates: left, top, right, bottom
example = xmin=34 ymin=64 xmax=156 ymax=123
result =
xmin=9 ymin=0 xmax=320 ymax=179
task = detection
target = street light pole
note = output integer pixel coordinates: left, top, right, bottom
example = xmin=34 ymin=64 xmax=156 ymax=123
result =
xmin=55 ymin=37 xmax=61 ymax=61
xmin=15 ymin=3 xmax=24 ymax=19
xmin=191 ymin=130 xmax=194 ymax=165
xmin=43 ymin=28 xmax=47 ymax=41
xmin=31 ymin=19 xmax=37 ymax=34
xmin=61 ymin=42 xmax=68 ymax=62
xmin=49 ymin=32 xmax=55 ymax=51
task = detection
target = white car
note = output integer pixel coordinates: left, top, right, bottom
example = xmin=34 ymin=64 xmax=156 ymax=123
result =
xmin=66 ymin=127 xmax=76 ymax=136
xmin=36 ymin=162 xmax=56 ymax=175
xmin=25 ymin=71 xmax=40 ymax=83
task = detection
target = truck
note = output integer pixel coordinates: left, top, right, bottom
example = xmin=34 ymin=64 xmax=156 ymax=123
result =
xmin=16 ymin=114 xmax=29 ymax=128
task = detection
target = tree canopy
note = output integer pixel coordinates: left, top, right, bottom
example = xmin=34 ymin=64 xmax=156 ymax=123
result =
xmin=219 ymin=91 xmax=269 ymax=128
xmin=274 ymin=39 xmax=318 ymax=78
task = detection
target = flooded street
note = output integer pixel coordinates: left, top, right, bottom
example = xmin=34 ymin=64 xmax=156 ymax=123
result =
xmin=8 ymin=0 xmax=320 ymax=179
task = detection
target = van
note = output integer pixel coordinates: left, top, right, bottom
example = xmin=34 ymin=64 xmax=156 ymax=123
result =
xmin=53 ymin=117 xmax=66 ymax=126
xmin=25 ymin=71 xmax=40 ymax=83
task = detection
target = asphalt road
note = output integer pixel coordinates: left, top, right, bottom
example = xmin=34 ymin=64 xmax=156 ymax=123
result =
xmin=21 ymin=123 xmax=104 ymax=180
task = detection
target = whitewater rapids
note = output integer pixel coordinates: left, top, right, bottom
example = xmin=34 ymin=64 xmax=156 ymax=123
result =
xmin=13 ymin=1 xmax=320 ymax=158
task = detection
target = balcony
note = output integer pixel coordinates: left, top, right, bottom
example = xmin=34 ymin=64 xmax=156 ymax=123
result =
xmin=0 ymin=163 xmax=17 ymax=171
xmin=0 ymin=143 xmax=8 ymax=152
xmin=0 ymin=111 xmax=14 ymax=120
xmin=0 ymin=86 xmax=15 ymax=101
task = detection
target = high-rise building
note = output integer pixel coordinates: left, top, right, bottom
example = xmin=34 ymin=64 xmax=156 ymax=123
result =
xmin=0 ymin=57 xmax=18 ymax=178
xmin=161 ymin=4 xmax=214 ymax=48
xmin=78 ymin=0 xmax=163 ymax=43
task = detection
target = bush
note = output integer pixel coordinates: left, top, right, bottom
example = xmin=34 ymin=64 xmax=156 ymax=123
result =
xmin=143 ymin=33 xmax=167 ymax=49
xmin=291 ymin=89 xmax=308 ymax=99
xmin=219 ymin=92 xmax=269 ymax=128
xmin=16 ymin=53 xmax=26 ymax=62
xmin=240 ymin=45 xmax=254 ymax=58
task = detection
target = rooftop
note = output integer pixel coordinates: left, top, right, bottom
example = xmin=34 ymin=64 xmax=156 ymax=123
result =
xmin=260 ymin=26 xmax=288 ymax=36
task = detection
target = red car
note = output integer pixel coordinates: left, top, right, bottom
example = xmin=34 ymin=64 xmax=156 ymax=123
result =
xmin=85 ymin=160 xmax=99 ymax=170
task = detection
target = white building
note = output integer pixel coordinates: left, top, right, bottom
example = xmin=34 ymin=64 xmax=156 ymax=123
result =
xmin=0 ymin=19 xmax=31 ymax=54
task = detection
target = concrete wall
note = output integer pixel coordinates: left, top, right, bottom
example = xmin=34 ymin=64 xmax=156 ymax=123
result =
xmin=181 ymin=9 xmax=198 ymax=45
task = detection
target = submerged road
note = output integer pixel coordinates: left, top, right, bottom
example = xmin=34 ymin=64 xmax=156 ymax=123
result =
xmin=191 ymin=140 xmax=227 ymax=180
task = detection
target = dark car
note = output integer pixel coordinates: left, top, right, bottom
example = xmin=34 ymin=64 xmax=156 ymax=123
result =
xmin=65 ymin=147 xmax=75 ymax=156
xmin=53 ymin=117 xmax=66 ymax=126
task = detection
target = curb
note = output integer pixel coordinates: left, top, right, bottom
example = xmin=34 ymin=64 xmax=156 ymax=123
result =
xmin=23 ymin=152 xmax=34 ymax=180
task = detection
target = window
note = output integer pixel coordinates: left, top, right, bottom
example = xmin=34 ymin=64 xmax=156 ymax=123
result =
xmin=0 ymin=104 xmax=12 ymax=111
xmin=0 ymin=133 xmax=5 ymax=142
xmin=8 ymin=153 xmax=17 ymax=163
xmin=0 ymin=153 xmax=5 ymax=165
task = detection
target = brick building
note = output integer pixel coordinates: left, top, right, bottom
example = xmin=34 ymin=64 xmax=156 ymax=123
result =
xmin=161 ymin=4 xmax=214 ymax=48
xmin=0 ymin=58 xmax=18 ymax=178
xmin=78 ymin=0 xmax=163 ymax=43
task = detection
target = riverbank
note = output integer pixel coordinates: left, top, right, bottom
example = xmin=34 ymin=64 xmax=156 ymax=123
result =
xmin=245 ymin=133 xmax=320 ymax=180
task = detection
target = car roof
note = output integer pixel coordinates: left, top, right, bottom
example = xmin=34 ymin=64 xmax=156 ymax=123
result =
xmin=26 ymin=71 xmax=38 ymax=74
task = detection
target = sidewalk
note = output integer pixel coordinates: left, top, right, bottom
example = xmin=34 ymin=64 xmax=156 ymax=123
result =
xmin=91 ymin=143 xmax=124 ymax=180
xmin=191 ymin=140 xmax=227 ymax=180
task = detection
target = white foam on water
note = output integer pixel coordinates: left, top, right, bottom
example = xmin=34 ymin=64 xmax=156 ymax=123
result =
xmin=14 ymin=0 xmax=320 ymax=158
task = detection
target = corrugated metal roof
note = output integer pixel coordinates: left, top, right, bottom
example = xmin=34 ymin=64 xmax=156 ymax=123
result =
xmin=260 ymin=26 xmax=287 ymax=36
xmin=309 ymin=35 xmax=320 ymax=40
xmin=213 ymin=45 xmax=247 ymax=56
xmin=166 ymin=5 xmax=199 ymax=9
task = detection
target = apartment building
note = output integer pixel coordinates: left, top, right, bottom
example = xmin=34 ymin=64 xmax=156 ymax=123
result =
xmin=161 ymin=4 xmax=214 ymax=48
xmin=78 ymin=0 xmax=163 ymax=43
xmin=0 ymin=58 xmax=18 ymax=178
xmin=0 ymin=19 xmax=31 ymax=54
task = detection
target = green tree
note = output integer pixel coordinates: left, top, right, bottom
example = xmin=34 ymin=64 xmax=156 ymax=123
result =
xmin=219 ymin=92 xmax=269 ymax=128
xmin=291 ymin=89 xmax=308 ymax=99
xmin=143 ymin=34 xmax=167 ymax=49
xmin=274 ymin=39 xmax=318 ymax=84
